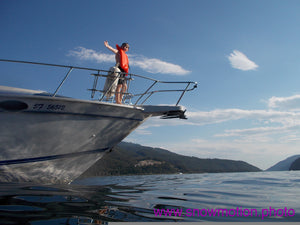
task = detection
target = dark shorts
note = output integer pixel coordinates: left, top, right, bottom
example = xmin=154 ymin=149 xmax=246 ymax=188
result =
xmin=118 ymin=67 xmax=126 ymax=85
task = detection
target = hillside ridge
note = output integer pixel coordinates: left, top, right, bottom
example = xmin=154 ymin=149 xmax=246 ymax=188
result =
xmin=79 ymin=142 xmax=261 ymax=178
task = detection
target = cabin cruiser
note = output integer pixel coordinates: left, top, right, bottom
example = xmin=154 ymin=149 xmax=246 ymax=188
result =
xmin=0 ymin=59 xmax=197 ymax=184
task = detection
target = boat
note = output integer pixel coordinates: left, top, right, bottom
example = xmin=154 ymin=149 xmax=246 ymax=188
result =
xmin=0 ymin=59 xmax=197 ymax=184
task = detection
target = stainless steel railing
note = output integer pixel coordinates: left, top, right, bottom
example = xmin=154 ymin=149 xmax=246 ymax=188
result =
xmin=0 ymin=59 xmax=197 ymax=106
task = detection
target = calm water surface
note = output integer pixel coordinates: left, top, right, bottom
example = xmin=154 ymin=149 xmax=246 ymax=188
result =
xmin=0 ymin=171 xmax=299 ymax=224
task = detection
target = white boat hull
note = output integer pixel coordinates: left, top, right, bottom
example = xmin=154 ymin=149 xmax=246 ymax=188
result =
xmin=0 ymin=59 xmax=196 ymax=184
xmin=0 ymin=91 xmax=148 ymax=183
xmin=0 ymin=86 xmax=186 ymax=184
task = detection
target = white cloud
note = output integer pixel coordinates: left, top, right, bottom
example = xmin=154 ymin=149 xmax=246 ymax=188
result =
xmin=186 ymin=109 xmax=300 ymax=126
xmin=134 ymin=107 xmax=300 ymax=148
xmin=214 ymin=126 xmax=292 ymax=138
xmin=68 ymin=47 xmax=115 ymax=63
xmin=134 ymin=127 xmax=153 ymax=135
xmin=227 ymin=50 xmax=258 ymax=71
xmin=68 ymin=47 xmax=191 ymax=75
xmin=131 ymin=56 xmax=191 ymax=75
xmin=268 ymin=95 xmax=300 ymax=111
xmin=137 ymin=108 xmax=300 ymax=128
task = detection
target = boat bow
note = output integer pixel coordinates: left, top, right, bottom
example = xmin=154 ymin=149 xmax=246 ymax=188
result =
xmin=0 ymin=59 xmax=197 ymax=183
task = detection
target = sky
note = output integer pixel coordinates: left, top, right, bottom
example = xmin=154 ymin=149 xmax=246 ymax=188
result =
xmin=1 ymin=0 xmax=300 ymax=170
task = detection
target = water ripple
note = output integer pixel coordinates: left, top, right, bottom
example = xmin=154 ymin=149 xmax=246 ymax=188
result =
xmin=0 ymin=171 xmax=299 ymax=223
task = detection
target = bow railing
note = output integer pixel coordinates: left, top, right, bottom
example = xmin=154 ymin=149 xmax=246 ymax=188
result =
xmin=0 ymin=59 xmax=197 ymax=106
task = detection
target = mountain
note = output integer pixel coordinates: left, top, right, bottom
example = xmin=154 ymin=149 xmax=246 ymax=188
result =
xmin=290 ymin=157 xmax=300 ymax=170
xmin=79 ymin=142 xmax=261 ymax=178
xmin=266 ymin=155 xmax=300 ymax=171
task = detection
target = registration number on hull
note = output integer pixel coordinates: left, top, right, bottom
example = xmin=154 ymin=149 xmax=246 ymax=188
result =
xmin=33 ymin=104 xmax=66 ymax=111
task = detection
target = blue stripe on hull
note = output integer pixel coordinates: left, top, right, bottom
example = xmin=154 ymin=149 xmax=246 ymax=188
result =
xmin=0 ymin=147 xmax=109 ymax=166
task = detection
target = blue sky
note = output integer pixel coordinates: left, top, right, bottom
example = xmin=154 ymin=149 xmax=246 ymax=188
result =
xmin=1 ymin=0 xmax=300 ymax=169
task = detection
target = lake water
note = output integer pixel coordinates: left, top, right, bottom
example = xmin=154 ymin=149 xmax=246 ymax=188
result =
xmin=0 ymin=171 xmax=299 ymax=224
